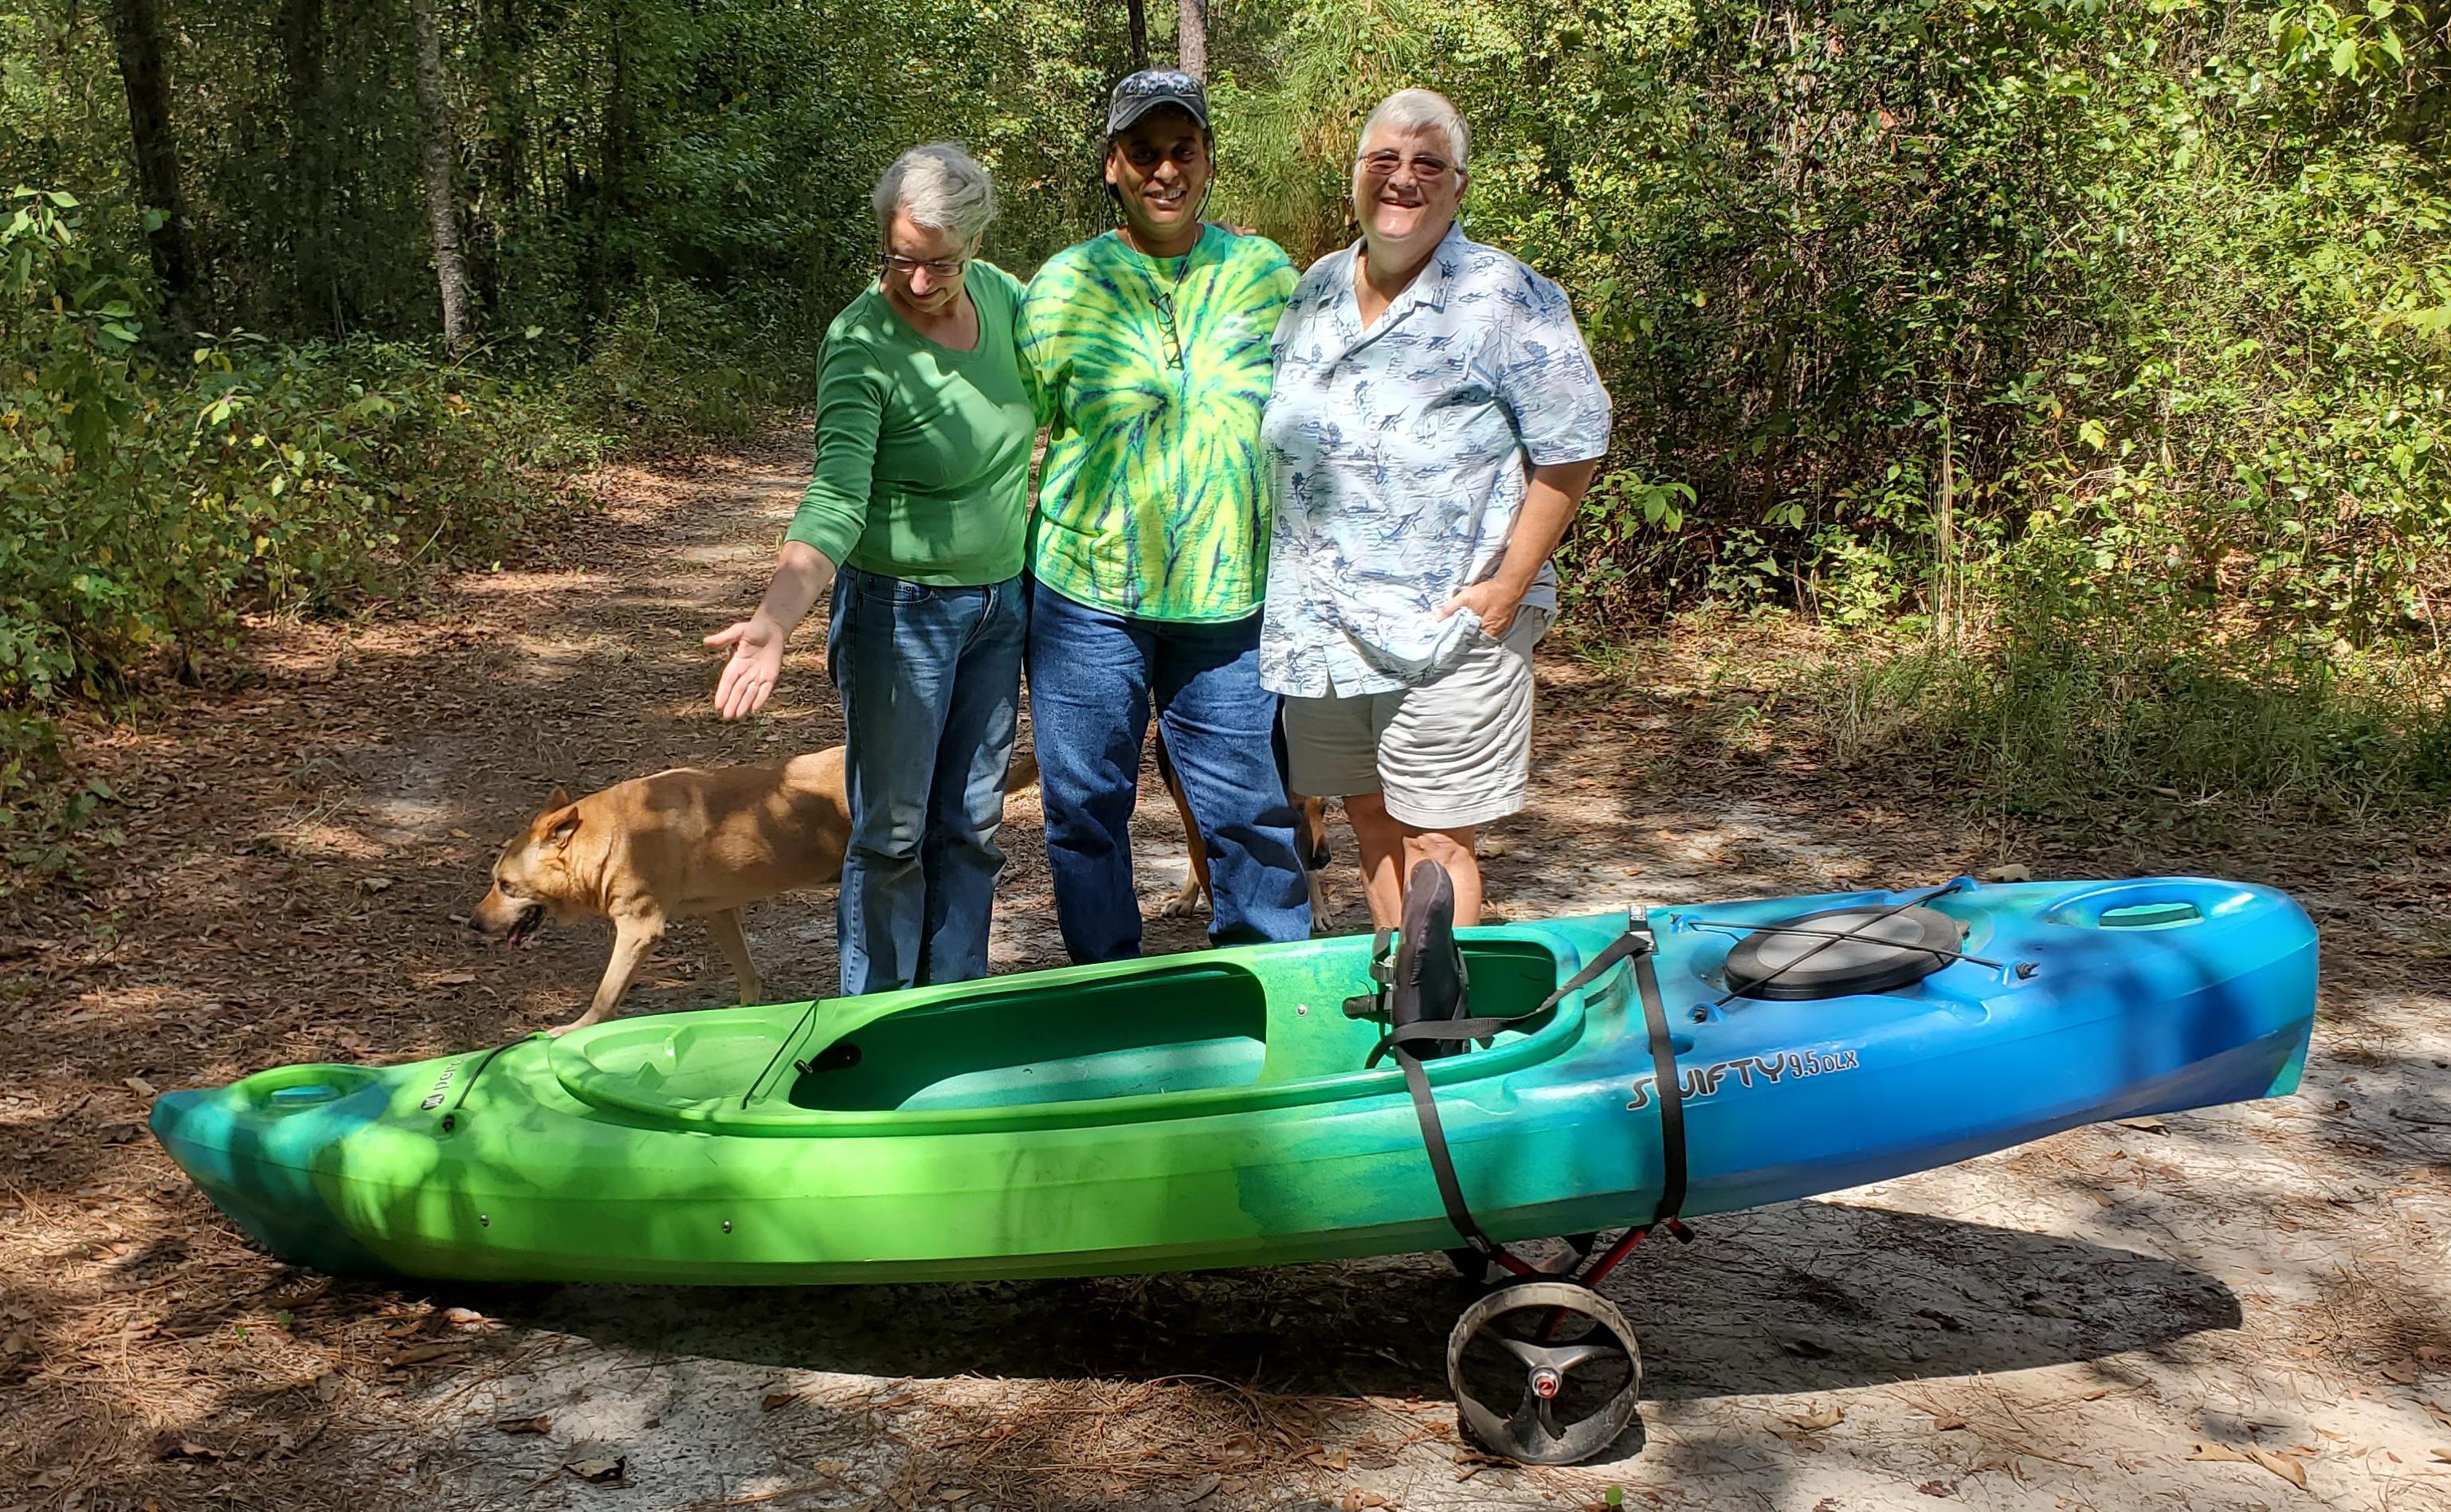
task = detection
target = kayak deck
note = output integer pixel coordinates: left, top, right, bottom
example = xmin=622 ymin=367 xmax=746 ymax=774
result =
xmin=549 ymin=935 xmax=1583 ymax=1133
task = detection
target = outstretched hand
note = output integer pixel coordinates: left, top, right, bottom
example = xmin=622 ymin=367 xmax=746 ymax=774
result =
xmin=705 ymin=614 xmax=788 ymax=719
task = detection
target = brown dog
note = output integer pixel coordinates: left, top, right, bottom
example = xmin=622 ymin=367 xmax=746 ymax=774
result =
xmin=1150 ymin=728 xmax=1334 ymax=926
xmin=468 ymin=750 xmax=852 ymax=1033
xmin=469 ymin=750 xmax=1043 ymax=1033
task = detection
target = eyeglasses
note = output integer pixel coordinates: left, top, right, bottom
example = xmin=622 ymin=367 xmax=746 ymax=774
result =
xmin=1153 ymin=291 xmax=1184 ymax=369
xmin=883 ymin=253 xmax=967 ymax=280
xmin=1358 ymin=150 xmax=1457 ymax=182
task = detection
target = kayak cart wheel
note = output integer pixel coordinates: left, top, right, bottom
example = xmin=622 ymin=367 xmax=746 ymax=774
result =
xmin=1447 ymin=1281 xmax=1641 ymax=1466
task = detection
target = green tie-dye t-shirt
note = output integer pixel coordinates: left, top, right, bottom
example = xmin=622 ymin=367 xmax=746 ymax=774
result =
xmin=1018 ymin=227 xmax=1297 ymax=622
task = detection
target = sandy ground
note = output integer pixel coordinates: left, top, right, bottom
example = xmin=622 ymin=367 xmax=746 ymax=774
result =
xmin=3 ymin=428 xmax=2448 ymax=1512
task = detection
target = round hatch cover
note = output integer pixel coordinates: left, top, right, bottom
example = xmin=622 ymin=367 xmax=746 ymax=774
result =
xmin=1723 ymin=904 xmax=1964 ymax=1001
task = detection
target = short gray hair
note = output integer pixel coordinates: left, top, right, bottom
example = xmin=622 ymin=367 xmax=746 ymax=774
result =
xmin=873 ymin=143 xmax=998 ymax=247
xmin=1359 ymin=89 xmax=1469 ymax=170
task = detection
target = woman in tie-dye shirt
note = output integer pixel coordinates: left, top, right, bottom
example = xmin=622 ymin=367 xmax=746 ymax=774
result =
xmin=1260 ymin=89 xmax=1613 ymax=930
xmin=1015 ymin=69 xmax=1312 ymax=964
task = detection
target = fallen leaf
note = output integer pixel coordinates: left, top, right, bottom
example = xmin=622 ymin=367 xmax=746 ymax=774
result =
xmin=124 ymin=1075 xmax=158 ymax=1099
xmin=385 ymin=1342 xmax=472 ymax=1367
xmin=2191 ymin=1444 xmax=2309 ymax=1490
xmin=2246 ymin=1449 xmax=2308 ymax=1490
xmin=567 ymin=1455 xmax=627 ymax=1484
xmin=1324 ymin=1450 xmax=1349 ymax=1472
xmin=761 ymin=1391 xmax=797 ymax=1412
xmin=2382 ymin=1360 xmax=2422 ymax=1385
xmin=2430 ymin=1447 xmax=2451 ymax=1464
xmin=2422 ymin=1400 xmax=2451 ymax=1431
xmin=437 ymin=971 xmax=477 ymax=986
xmin=2115 ymin=1116 xmax=2167 ymax=1134
xmin=1180 ymin=1473 xmax=1222 ymax=1503
xmin=1767 ymin=1428 xmax=1825 ymax=1452
xmin=358 ymin=876 xmax=394 ymax=894
xmin=1916 ymin=1483 xmax=1955 ymax=1498
xmin=1786 ymin=1403 xmax=1845 ymax=1432
xmin=496 ymin=1416 xmax=550 ymax=1436
xmin=1931 ymin=1413 xmax=1969 ymax=1432
xmin=449 ymin=828 xmax=472 ymax=839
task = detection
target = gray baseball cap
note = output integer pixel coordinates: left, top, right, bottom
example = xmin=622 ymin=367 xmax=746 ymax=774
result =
xmin=1107 ymin=69 xmax=1210 ymax=137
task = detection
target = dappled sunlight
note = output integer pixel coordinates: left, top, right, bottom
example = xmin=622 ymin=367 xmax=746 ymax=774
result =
xmin=3 ymin=429 xmax=2444 ymax=1509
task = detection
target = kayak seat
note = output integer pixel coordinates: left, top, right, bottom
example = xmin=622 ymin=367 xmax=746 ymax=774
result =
xmin=788 ymin=963 xmax=1270 ymax=1112
xmin=1389 ymin=858 xmax=1470 ymax=1063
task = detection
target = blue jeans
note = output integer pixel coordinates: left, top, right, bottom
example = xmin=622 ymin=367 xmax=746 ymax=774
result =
xmin=827 ymin=566 xmax=1027 ymax=996
xmin=1025 ymin=580 xmax=1310 ymax=962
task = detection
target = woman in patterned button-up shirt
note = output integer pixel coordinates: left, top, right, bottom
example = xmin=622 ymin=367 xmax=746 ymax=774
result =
xmin=1259 ymin=89 xmax=1613 ymax=929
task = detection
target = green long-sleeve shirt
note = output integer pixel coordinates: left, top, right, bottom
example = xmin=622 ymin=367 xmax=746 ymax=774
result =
xmin=786 ymin=261 xmax=1033 ymax=585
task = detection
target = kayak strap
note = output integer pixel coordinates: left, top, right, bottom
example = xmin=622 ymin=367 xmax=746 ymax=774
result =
xmin=1631 ymin=934 xmax=1687 ymax=1227
xmin=1363 ymin=864 xmax=1689 ymax=1268
xmin=1376 ymin=862 xmax=1509 ymax=1262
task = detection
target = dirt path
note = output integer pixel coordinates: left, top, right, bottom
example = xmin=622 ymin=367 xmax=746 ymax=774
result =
xmin=5 ymin=429 xmax=2449 ymax=1512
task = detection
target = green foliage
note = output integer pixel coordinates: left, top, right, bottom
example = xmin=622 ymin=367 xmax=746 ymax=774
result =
xmin=0 ymin=189 xmax=568 ymax=722
xmin=1 ymin=0 xmax=2445 ymax=823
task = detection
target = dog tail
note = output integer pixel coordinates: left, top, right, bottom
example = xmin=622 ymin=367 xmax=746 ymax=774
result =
xmin=1004 ymin=750 xmax=1041 ymax=793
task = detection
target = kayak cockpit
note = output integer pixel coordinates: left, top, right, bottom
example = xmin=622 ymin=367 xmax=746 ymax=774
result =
xmin=545 ymin=930 xmax=1594 ymax=1134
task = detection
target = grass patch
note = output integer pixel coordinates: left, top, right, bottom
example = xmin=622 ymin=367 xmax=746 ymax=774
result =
xmin=1804 ymin=630 xmax=2451 ymax=823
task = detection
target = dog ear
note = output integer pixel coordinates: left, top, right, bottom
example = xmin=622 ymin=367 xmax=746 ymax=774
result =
xmin=544 ymin=806 xmax=581 ymax=848
xmin=543 ymin=785 xmax=571 ymax=811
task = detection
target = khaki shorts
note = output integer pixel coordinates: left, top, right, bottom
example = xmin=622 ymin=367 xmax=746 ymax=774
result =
xmin=1280 ymin=607 xmax=1549 ymax=830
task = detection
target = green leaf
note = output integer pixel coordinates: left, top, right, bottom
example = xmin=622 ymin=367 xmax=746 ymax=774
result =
xmin=44 ymin=190 xmax=79 ymax=208
xmin=2329 ymin=38 xmax=2358 ymax=74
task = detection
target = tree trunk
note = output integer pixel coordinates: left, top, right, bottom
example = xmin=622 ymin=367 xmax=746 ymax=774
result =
xmin=1127 ymin=0 xmax=1149 ymax=71
xmin=1177 ymin=0 xmax=1206 ymax=80
xmin=408 ymin=0 xmax=474 ymax=351
xmin=105 ymin=0 xmax=198 ymax=330
xmin=585 ymin=0 xmax=635 ymax=322
xmin=473 ymin=0 xmax=530 ymax=318
xmin=282 ymin=0 xmax=335 ymax=334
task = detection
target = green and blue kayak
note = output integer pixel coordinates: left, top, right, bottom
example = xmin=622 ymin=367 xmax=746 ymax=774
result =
xmin=150 ymin=875 xmax=2316 ymax=1285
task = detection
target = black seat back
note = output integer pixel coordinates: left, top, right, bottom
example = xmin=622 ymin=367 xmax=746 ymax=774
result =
xmin=1390 ymin=860 xmax=1469 ymax=1060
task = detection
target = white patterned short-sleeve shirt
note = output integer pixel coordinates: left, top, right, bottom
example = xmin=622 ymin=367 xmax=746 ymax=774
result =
xmin=1257 ymin=221 xmax=1611 ymax=699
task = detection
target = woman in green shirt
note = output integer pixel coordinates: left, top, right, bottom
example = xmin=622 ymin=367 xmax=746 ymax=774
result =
xmin=705 ymin=143 xmax=1033 ymax=994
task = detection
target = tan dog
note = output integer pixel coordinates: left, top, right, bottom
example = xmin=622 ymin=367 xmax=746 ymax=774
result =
xmin=468 ymin=750 xmax=1043 ymax=1034
xmin=468 ymin=750 xmax=852 ymax=1033
xmin=1150 ymin=727 xmax=1334 ymax=926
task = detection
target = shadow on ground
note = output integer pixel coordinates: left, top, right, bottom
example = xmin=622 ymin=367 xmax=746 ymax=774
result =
xmin=460 ymin=1202 xmax=2239 ymax=1404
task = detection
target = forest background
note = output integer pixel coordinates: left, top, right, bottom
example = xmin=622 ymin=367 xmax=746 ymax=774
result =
xmin=3 ymin=0 xmax=2448 ymax=875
